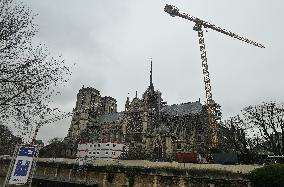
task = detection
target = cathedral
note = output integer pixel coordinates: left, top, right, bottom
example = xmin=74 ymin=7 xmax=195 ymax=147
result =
xmin=65 ymin=62 xmax=212 ymax=161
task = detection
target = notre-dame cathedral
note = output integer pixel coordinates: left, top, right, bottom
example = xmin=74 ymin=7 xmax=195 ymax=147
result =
xmin=64 ymin=62 xmax=213 ymax=160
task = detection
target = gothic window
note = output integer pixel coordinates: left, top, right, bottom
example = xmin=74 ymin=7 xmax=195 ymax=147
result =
xmin=197 ymin=135 xmax=202 ymax=142
xmin=126 ymin=112 xmax=143 ymax=134
xmin=81 ymin=94 xmax=86 ymax=108
xmin=177 ymin=143 xmax=182 ymax=150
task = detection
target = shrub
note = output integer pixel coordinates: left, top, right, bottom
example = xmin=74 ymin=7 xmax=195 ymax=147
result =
xmin=105 ymin=165 xmax=115 ymax=183
xmin=248 ymin=164 xmax=284 ymax=187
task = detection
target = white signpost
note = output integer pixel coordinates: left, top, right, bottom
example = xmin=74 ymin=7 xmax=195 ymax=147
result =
xmin=4 ymin=145 xmax=37 ymax=186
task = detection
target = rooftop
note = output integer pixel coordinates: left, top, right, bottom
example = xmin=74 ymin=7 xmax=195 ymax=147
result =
xmin=161 ymin=101 xmax=203 ymax=116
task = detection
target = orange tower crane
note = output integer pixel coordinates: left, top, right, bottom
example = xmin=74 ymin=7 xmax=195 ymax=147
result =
xmin=164 ymin=4 xmax=265 ymax=149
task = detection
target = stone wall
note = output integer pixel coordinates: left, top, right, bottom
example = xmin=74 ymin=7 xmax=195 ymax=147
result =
xmin=0 ymin=158 xmax=258 ymax=187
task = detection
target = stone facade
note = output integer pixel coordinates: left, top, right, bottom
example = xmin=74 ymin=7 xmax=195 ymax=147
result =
xmin=66 ymin=87 xmax=117 ymax=138
xmin=65 ymin=63 xmax=212 ymax=160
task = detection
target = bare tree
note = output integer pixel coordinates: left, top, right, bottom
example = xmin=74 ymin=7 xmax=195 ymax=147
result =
xmin=220 ymin=115 xmax=258 ymax=163
xmin=0 ymin=124 xmax=22 ymax=155
xmin=221 ymin=102 xmax=284 ymax=159
xmin=244 ymin=102 xmax=284 ymax=156
xmin=0 ymin=0 xmax=71 ymax=138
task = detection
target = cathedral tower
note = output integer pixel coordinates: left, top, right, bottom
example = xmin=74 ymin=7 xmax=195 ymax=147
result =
xmin=67 ymin=86 xmax=101 ymax=138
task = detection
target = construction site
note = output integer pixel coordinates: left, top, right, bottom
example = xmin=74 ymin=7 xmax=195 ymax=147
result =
xmin=3 ymin=2 xmax=282 ymax=187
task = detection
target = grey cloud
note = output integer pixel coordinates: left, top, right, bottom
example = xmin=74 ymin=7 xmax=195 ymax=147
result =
xmin=22 ymin=0 xmax=283 ymax=143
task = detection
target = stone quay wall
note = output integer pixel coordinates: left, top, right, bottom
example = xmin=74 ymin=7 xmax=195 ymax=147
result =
xmin=0 ymin=158 xmax=261 ymax=187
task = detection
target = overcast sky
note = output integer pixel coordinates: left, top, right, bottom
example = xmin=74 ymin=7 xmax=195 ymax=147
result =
xmin=24 ymin=0 xmax=284 ymax=143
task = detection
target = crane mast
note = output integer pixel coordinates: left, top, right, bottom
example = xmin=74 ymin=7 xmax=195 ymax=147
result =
xmin=195 ymin=22 xmax=219 ymax=149
xmin=164 ymin=4 xmax=265 ymax=149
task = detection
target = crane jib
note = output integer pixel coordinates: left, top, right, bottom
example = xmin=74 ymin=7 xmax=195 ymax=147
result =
xmin=164 ymin=4 xmax=265 ymax=48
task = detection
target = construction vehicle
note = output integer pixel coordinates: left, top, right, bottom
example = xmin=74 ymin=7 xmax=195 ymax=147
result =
xmin=176 ymin=152 xmax=202 ymax=163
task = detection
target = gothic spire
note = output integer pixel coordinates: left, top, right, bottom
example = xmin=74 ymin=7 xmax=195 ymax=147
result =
xmin=149 ymin=58 xmax=154 ymax=90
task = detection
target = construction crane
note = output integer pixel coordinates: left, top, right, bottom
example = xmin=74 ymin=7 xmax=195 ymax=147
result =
xmin=30 ymin=112 xmax=73 ymax=145
xmin=164 ymin=4 xmax=265 ymax=150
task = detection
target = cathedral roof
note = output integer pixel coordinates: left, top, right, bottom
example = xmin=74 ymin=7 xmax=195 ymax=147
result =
xmin=97 ymin=112 xmax=125 ymax=124
xmin=161 ymin=101 xmax=202 ymax=116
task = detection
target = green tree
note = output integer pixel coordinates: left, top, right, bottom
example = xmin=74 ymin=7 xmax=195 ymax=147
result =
xmin=39 ymin=137 xmax=66 ymax=158
xmin=249 ymin=164 xmax=284 ymax=187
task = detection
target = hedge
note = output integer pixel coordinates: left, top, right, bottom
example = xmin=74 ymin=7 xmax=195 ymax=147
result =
xmin=248 ymin=164 xmax=284 ymax=187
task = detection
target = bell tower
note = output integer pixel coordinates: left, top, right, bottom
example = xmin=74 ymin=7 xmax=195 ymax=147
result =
xmin=67 ymin=86 xmax=101 ymax=138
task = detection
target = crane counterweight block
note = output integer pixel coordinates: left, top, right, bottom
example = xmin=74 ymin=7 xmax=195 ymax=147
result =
xmin=164 ymin=4 xmax=179 ymax=17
